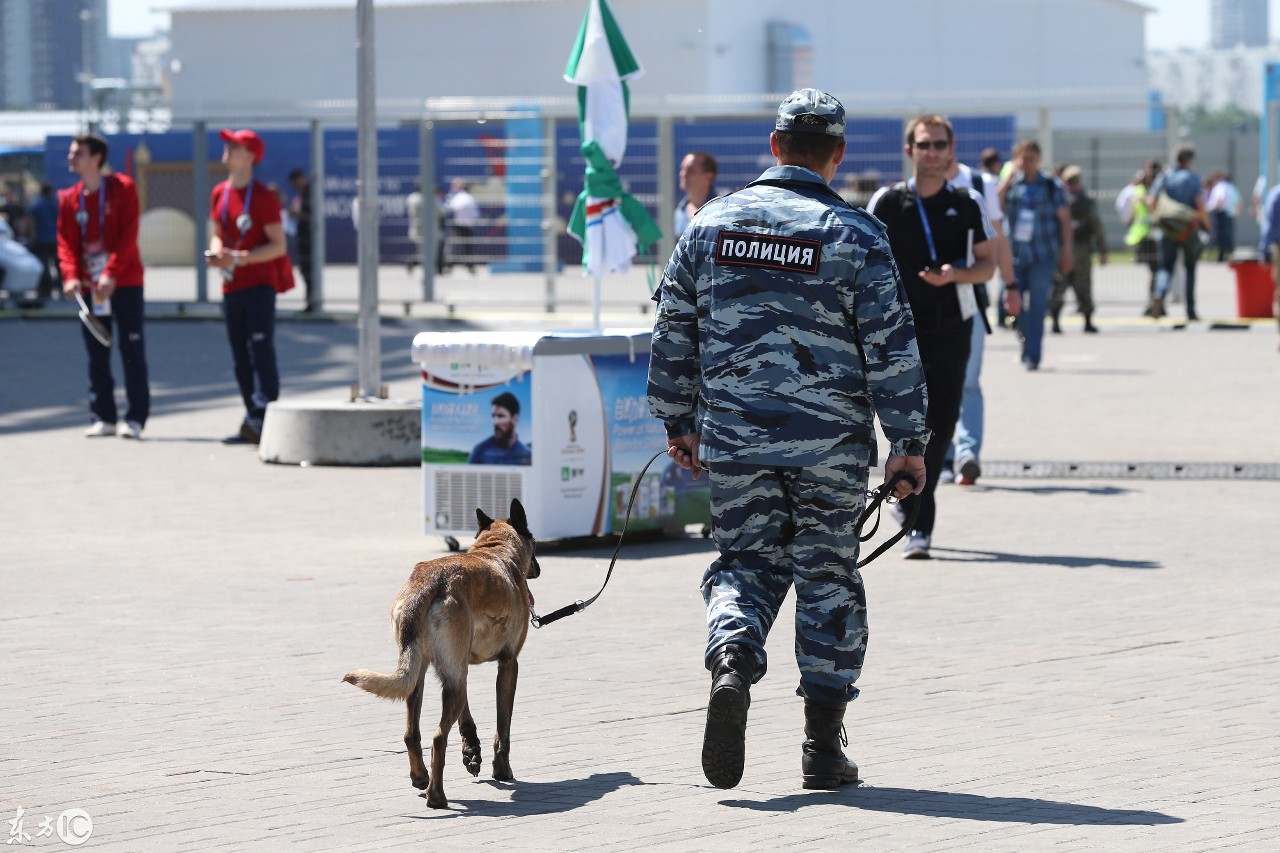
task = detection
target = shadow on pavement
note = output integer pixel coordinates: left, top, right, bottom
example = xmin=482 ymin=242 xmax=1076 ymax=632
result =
xmin=407 ymin=772 xmax=647 ymax=817
xmin=929 ymin=546 xmax=1160 ymax=570
xmin=721 ymin=785 xmax=1183 ymax=825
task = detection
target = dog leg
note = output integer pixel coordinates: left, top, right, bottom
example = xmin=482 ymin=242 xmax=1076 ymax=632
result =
xmin=404 ymin=669 xmax=429 ymax=790
xmin=427 ymin=678 xmax=468 ymax=809
xmin=491 ymin=654 xmax=518 ymax=782
xmin=458 ymin=698 xmax=482 ymax=777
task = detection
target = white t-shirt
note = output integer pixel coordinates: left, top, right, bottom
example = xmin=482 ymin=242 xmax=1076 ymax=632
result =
xmin=952 ymin=163 xmax=1004 ymax=224
xmin=1115 ymin=183 xmax=1138 ymax=224
xmin=446 ymin=190 xmax=481 ymax=227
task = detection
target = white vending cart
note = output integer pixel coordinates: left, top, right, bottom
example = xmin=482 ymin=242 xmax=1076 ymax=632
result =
xmin=411 ymin=329 xmax=710 ymax=548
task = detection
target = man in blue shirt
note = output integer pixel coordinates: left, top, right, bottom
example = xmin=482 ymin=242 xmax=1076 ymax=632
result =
xmin=28 ymin=184 xmax=62 ymax=301
xmin=1259 ymin=182 xmax=1280 ymax=346
xmin=1149 ymin=144 xmax=1209 ymax=321
xmin=468 ymin=391 xmax=531 ymax=465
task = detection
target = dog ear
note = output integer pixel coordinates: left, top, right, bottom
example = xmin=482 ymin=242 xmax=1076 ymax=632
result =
xmin=476 ymin=508 xmax=494 ymax=532
xmin=508 ymin=498 xmax=529 ymax=534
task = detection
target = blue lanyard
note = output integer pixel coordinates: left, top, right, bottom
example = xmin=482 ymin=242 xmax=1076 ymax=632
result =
xmin=78 ymin=182 xmax=105 ymax=243
xmin=908 ymin=179 xmax=938 ymax=266
xmin=220 ymin=180 xmax=253 ymax=244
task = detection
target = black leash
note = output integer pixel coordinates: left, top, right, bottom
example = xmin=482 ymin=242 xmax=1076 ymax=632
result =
xmin=854 ymin=472 xmax=920 ymax=567
xmin=530 ymin=449 xmax=668 ymax=628
xmin=531 ymin=454 xmax=920 ymax=629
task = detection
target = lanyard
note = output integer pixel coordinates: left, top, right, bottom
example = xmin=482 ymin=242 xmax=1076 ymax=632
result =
xmin=220 ymin=180 xmax=254 ymax=247
xmin=77 ymin=182 xmax=105 ymax=244
xmin=908 ymin=179 xmax=938 ymax=266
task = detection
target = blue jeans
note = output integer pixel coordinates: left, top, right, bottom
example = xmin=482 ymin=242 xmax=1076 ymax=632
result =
xmin=1014 ymin=256 xmax=1057 ymax=368
xmin=84 ymin=285 xmax=150 ymax=426
xmin=222 ymin=284 xmax=279 ymax=422
xmin=1154 ymin=234 xmax=1203 ymax=318
xmin=951 ymin=306 xmax=986 ymax=463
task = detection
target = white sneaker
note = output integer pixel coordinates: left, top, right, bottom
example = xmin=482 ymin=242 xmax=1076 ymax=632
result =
xmin=85 ymin=421 xmax=115 ymax=437
xmin=902 ymin=531 xmax=932 ymax=560
xmin=117 ymin=420 xmax=143 ymax=440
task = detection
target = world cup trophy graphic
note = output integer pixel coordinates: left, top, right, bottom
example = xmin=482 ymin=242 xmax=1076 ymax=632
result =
xmin=568 ymin=409 xmax=578 ymax=443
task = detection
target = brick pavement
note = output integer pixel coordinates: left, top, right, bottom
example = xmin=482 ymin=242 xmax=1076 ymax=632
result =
xmin=1 ymin=273 xmax=1277 ymax=850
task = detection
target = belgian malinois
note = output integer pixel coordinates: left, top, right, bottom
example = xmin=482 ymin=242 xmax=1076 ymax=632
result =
xmin=344 ymin=499 xmax=541 ymax=809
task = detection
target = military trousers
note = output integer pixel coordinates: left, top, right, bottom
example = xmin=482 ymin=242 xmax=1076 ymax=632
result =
xmin=702 ymin=459 xmax=869 ymax=704
xmin=1050 ymin=250 xmax=1096 ymax=317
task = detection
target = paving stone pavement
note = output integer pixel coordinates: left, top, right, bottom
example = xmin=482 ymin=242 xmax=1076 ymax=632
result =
xmin=1 ymin=270 xmax=1277 ymax=851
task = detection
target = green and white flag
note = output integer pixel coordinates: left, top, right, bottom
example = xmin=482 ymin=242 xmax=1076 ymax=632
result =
xmin=564 ymin=0 xmax=660 ymax=276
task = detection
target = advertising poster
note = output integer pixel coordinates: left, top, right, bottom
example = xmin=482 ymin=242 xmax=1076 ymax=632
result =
xmin=420 ymin=364 xmax=533 ymax=467
xmin=593 ymin=353 xmax=710 ymax=534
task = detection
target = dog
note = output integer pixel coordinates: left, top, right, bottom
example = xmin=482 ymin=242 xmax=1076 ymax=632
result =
xmin=344 ymin=498 xmax=541 ymax=809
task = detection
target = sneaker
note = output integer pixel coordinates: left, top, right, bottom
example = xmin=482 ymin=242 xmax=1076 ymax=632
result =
xmin=957 ymin=455 xmax=980 ymax=485
xmin=938 ymin=467 xmax=956 ymax=485
xmin=221 ymin=419 xmax=262 ymax=445
xmin=85 ymin=421 xmax=115 ymax=437
xmin=117 ymin=420 xmax=143 ymax=440
xmin=902 ymin=531 xmax=931 ymax=560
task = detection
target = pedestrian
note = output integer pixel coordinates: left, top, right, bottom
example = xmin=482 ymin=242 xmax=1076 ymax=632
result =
xmin=939 ymin=146 xmax=1017 ymax=488
xmin=444 ymin=178 xmax=481 ymax=273
xmin=56 ymin=134 xmax=150 ymax=439
xmin=998 ymin=139 xmax=1073 ymax=369
xmin=1050 ymin=165 xmax=1107 ymax=334
xmin=28 ymin=183 xmax=62 ymax=301
xmin=866 ymin=114 xmax=997 ymax=557
xmin=1259 ymin=181 xmax=1280 ymax=349
xmin=648 ymin=88 xmax=929 ymax=792
xmin=1206 ymin=170 xmax=1241 ymax=262
xmin=287 ymin=169 xmax=316 ymax=312
xmin=673 ymin=151 xmax=718 ymax=238
xmin=1149 ymin=144 xmax=1209 ymax=321
xmin=206 ymin=129 xmax=291 ymax=445
xmin=405 ymin=180 xmax=424 ymax=274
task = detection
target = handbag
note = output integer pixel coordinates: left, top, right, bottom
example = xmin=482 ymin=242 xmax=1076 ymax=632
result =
xmin=1153 ymin=191 xmax=1196 ymax=242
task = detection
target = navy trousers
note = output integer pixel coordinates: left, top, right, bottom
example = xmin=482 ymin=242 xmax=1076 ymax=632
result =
xmin=83 ymin=285 xmax=149 ymax=426
xmin=222 ymin=284 xmax=280 ymax=422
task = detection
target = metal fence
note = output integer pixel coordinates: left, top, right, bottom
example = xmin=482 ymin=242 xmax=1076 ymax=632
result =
xmin=0 ymin=97 xmax=1263 ymax=314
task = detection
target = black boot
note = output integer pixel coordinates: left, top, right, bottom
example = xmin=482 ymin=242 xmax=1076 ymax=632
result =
xmin=801 ymin=699 xmax=859 ymax=789
xmin=1050 ymin=311 xmax=1062 ymax=334
xmin=1083 ymin=313 xmax=1098 ymax=334
xmin=702 ymin=644 xmax=756 ymax=789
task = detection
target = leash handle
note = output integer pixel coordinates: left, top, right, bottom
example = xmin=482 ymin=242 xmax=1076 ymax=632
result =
xmin=530 ymin=600 xmax=583 ymax=629
xmin=855 ymin=472 xmax=920 ymax=568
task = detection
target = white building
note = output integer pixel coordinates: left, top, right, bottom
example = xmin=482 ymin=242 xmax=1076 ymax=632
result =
xmin=160 ymin=0 xmax=1153 ymax=125
xmin=1147 ymin=43 xmax=1280 ymax=113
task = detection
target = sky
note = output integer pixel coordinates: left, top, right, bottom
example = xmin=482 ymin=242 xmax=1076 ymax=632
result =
xmin=106 ymin=0 xmax=1276 ymax=47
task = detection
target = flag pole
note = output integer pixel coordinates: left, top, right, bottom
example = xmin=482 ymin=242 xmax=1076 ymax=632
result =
xmin=592 ymin=272 xmax=602 ymax=329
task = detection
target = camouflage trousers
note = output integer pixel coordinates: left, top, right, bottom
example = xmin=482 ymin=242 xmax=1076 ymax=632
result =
xmin=702 ymin=459 xmax=869 ymax=704
xmin=1050 ymin=250 xmax=1096 ymax=316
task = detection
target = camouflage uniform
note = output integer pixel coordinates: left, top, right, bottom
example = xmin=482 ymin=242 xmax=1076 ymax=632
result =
xmin=1050 ymin=185 xmax=1107 ymax=319
xmin=646 ymin=92 xmax=930 ymax=704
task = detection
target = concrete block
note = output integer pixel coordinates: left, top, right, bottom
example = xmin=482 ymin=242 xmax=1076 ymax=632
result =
xmin=258 ymin=400 xmax=420 ymax=466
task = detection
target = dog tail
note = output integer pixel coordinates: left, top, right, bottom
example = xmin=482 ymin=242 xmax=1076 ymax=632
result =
xmin=343 ymin=640 xmax=424 ymax=700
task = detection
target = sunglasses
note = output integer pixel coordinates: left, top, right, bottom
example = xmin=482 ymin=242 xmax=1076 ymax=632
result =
xmin=912 ymin=139 xmax=950 ymax=151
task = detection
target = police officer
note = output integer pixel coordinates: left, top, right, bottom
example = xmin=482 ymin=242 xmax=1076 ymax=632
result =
xmin=647 ymin=89 xmax=929 ymax=791
xmin=1050 ymin=165 xmax=1107 ymax=334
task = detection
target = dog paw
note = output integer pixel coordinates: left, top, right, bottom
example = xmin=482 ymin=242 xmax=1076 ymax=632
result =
xmin=492 ymin=759 xmax=513 ymax=783
xmin=410 ymin=772 xmax=430 ymax=790
xmin=461 ymin=740 xmax=482 ymax=776
xmin=426 ymin=790 xmax=449 ymax=810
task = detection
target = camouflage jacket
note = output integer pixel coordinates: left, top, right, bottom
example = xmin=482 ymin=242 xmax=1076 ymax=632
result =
xmin=646 ymin=165 xmax=930 ymax=467
xmin=1069 ymin=190 xmax=1107 ymax=254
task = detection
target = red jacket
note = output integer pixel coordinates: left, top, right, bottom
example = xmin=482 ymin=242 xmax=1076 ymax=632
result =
xmin=56 ymin=174 xmax=144 ymax=287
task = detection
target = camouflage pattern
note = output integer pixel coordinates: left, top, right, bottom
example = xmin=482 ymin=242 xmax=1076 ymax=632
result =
xmin=647 ymin=165 xmax=929 ymax=466
xmin=701 ymin=462 xmax=869 ymax=703
xmin=774 ymin=88 xmax=846 ymax=137
xmin=1051 ymin=189 xmax=1107 ymax=316
xmin=646 ymin=161 xmax=930 ymax=703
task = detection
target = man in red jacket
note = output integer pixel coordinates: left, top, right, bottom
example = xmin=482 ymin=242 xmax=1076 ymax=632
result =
xmin=206 ymin=128 xmax=290 ymax=445
xmin=57 ymin=134 xmax=150 ymax=439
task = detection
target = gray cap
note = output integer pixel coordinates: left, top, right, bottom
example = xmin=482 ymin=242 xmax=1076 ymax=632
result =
xmin=775 ymin=88 xmax=846 ymax=137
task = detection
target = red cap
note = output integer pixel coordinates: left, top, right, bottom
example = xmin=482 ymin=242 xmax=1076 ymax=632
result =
xmin=219 ymin=128 xmax=265 ymax=164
